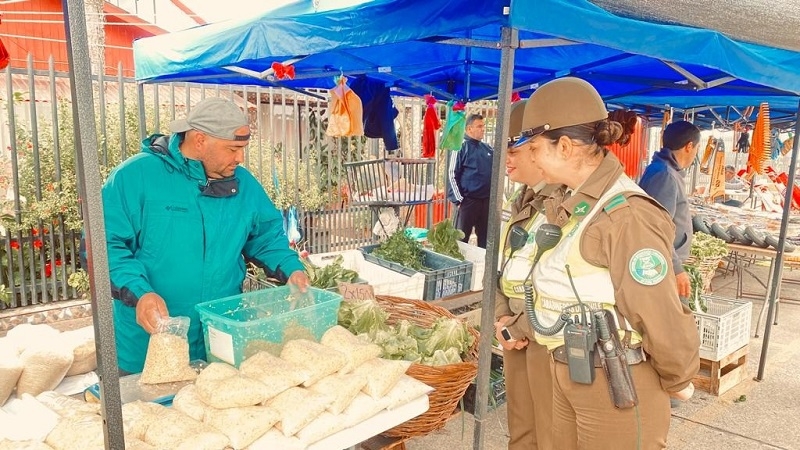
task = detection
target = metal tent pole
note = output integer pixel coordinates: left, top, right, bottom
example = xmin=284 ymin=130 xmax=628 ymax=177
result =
xmin=473 ymin=25 xmax=517 ymax=450
xmin=62 ymin=0 xmax=125 ymax=447
xmin=756 ymin=98 xmax=800 ymax=381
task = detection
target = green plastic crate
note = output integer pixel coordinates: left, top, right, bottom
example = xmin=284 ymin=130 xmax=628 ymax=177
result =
xmin=360 ymin=244 xmax=472 ymax=300
xmin=195 ymin=286 xmax=342 ymax=367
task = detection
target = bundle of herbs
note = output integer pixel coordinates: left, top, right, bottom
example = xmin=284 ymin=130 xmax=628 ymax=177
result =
xmin=427 ymin=219 xmax=465 ymax=261
xmin=301 ymin=255 xmax=359 ymax=290
xmin=373 ymin=229 xmax=425 ymax=270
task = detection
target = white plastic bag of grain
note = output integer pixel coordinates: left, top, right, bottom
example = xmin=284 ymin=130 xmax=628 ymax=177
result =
xmin=1 ymin=395 xmax=60 ymax=442
xmin=308 ymin=372 xmax=367 ymax=415
xmin=5 ymin=324 xmax=60 ymax=352
xmin=381 ymin=375 xmax=434 ymax=410
xmin=16 ymin=341 xmax=74 ymax=397
xmin=35 ymin=391 xmax=99 ymax=418
xmin=121 ymin=400 xmax=167 ymax=441
xmin=249 ymin=428 xmax=305 ymax=450
xmin=0 ymin=440 xmax=54 ymax=450
xmin=353 ymin=358 xmax=412 ymax=399
xmin=45 ymin=414 xmax=105 ymax=450
xmin=340 ymin=392 xmax=386 ymax=429
xmin=295 ymin=411 xmax=346 ymax=446
xmin=239 ymin=351 xmax=310 ymax=401
xmin=194 ymin=362 xmax=268 ymax=409
xmin=204 ymin=405 xmax=279 ymax=448
xmin=0 ymin=336 xmax=21 ymax=356
xmin=142 ymin=409 xmax=207 ymax=448
xmin=175 ymin=431 xmax=231 ymax=450
xmin=267 ymin=387 xmax=332 ymax=437
xmin=279 ymin=339 xmax=347 ymax=387
xmin=171 ymin=384 xmax=207 ymax=422
xmin=60 ymin=327 xmax=96 ymax=377
xmin=125 ymin=438 xmax=156 ymax=450
xmin=0 ymin=346 xmax=23 ymax=406
xmin=140 ymin=316 xmax=197 ymax=385
xmin=320 ymin=325 xmax=382 ymax=374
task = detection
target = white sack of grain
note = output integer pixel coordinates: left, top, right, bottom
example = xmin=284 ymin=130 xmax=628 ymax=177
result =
xmin=308 ymin=372 xmax=367 ymax=415
xmin=320 ymin=325 xmax=382 ymax=374
xmin=121 ymin=400 xmax=167 ymax=441
xmin=35 ymin=391 xmax=99 ymax=418
xmin=204 ymin=405 xmax=279 ymax=448
xmin=0 ymin=346 xmax=23 ymax=406
xmin=142 ymin=409 xmax=206 ymax=448
xmin=45 ymin=414 xmax=105 ymax=450
xmin=353 ymin=358 xmax=412 ymax=399
xmin=279 ymin=339 xmax=347 ymax=387
xmin=16 ymin=342 xmax=73 ymax=397
xmin=171 ymin=384 xmax=207 ymax=422
xmin=175 ymin=431 xmax=231 ymax=450
xmin=194 ymin=362 xmax=268 ymax=409
xmin=60 ymin=327 xmax=96 ymax=377
xmin=250 ymin=428 xmax=305 ymax=450
xmin=340 ymin=392 xmax=386 ymax=429
xmin=124 ymin=438 xmax=156 ymax=450
xmin=295 ymin=411 xmax=345 ymax=446
xmin=5 ymin=324 xmax=60 ymax=352
xmin=0 ymin=440 xmax=54 ymax=450
xmin=139 ymin=316 xmax=196 ymax=385
xmin=267 ymin=387 xmax=332 ymax=437
xmin=381 ymin=375 xmax=434 ymax=410
xmin=0 ymin=395 xmax=60 ymax=442
xmin=238 ymin=351 xmax=310 ymax=401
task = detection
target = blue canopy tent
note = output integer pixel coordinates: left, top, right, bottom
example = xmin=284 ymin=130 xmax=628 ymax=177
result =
xmin=132 ymin=1 xmax=800 ymax=446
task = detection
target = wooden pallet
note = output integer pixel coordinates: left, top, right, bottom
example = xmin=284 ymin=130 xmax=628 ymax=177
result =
xmin=693 ymin=344 xmax=749 ymax=396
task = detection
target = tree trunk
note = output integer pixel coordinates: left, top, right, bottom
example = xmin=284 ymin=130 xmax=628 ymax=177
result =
xmin=84 ymin=0 xmax=105 ymax=76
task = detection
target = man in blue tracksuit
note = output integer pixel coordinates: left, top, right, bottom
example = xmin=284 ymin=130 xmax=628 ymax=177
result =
xmin=103 ymin=98 xmax=309 ymax=374
xmin=447 ymin=114 xmax=494 ymax=248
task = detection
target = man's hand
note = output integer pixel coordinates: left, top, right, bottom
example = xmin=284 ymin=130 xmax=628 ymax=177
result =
xmin=670 ymin=382 xmax=695 ymax=401
xmin=136 ymin=292 xmax=169 ymax=334
xmin=287 ymin=270 xmax=310 ymax=292
xmin=494 ymin=316 xmax=528 ymax=351
xmin=676 ymin=271 xmax=691 ymax=298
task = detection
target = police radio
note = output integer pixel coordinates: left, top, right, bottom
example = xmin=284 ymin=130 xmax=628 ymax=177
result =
xmin=563 ymin=264 xmax=597 ymax=385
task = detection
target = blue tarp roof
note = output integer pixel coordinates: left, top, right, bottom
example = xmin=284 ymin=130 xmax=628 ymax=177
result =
xmin=133 ymin=0 xmax=800 ymax=118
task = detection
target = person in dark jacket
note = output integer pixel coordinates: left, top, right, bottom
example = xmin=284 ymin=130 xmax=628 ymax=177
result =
xmin=638 ymin=120 xmax=700 ymax=300
xmin=447 ymin=114 xmax=494 ymax=248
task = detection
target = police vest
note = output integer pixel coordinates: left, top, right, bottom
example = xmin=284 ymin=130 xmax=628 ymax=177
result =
xmin=531 ymin=176 xmax=645 ymax=351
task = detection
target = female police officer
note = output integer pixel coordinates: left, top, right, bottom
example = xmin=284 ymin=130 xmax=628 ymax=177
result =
xmin=494 ymin=99 xmax=564 ymax=450
xmin=510 ymin=77 xmax=699 ymax=449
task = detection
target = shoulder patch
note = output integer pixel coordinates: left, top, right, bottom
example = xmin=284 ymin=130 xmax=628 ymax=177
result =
xmin=603 ymin=194 xmax=628 ymax=214
xmin=629 ymin=248 xmax=669 ymax=286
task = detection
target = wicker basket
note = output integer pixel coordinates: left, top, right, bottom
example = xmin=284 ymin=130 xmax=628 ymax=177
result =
xmin=685 ymin=256 xmax=723 ymax=293
xmin=374 ymin=295 xmax=479 ymax=439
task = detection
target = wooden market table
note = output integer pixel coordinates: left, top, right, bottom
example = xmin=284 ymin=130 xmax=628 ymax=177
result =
xmin=726 ymin=242 xmax=800 ymax=337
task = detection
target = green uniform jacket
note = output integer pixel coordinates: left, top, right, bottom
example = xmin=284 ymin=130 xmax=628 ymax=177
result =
xmin=103 ymin=134 xmax=304 ymax=373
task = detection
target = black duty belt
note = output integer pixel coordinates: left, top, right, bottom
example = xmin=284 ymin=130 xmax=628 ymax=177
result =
xmin=551 ymin=345 xmax=646 ymax=368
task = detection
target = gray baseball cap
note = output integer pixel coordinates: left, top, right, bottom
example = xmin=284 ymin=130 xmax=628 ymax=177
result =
xmin=169 ymin=97 xmax=250 ymax=141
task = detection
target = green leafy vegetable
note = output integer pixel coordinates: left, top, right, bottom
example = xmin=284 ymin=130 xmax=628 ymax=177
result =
xmin=337 ymin=299 xmax=390 ymax=337
xmin=683 ymin=265 xmax=708 ymax=313
xmin=373 ymin=229 xmax=425 ymax=270
xmin=690 ymin=231 xmax=729 ymax=260
xmin=302 ymin=255 xmax=359 ymax=289
xmin=427 ymin=219 xmax=465 ymax=261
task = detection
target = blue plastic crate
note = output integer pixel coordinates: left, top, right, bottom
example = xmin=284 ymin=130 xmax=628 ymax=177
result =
xmin=195 ymin=286 xmax=342 ymax=367
xmin=360 ymin=244 xmax=472 ymax=300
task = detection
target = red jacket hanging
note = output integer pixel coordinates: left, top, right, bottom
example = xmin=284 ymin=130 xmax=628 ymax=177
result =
xmin=421 ymin=94 xmax=440 ymax=158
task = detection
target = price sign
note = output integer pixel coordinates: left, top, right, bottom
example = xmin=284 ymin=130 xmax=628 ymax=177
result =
xmin=338 ymin=282 xmax=375 ymax=300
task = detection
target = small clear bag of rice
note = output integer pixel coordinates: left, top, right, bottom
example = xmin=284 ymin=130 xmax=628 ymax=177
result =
xmin=267 ymin=387 xmax=332 ymax=437
xmin=0 ymin=440 xmax=54 ymax=450
xmin=121 ymin=401 xmax=168 ymax=441
xmin=45 ymin=414 xmax=105 ymax=450
xmin=171 ymin=384 xmax=207 ymax=422
xmin=381 ymin=375 xmax=434 ymax=410
xmin=340 ymin=393 xmax=386 ymax=429
xmin=16 ymin=342 xmax=74 ymax=397
xmin=0 ymin=346 xmax=23 ymax=406
xmin=175 ymin=431 xmax=231 ymax=450
xmin=239 ymin=351 xmax=310 ymax=401
xmin=353 ymin=358 xmax=412 ymax=399
xmin=280 ymin=339 xmax=347 ymax=387
xmin=204 ymin=405 xmax=279 ymax=448
xmin=308 ymin=372 xmax=367 ymax=415
xmin=142 ymin=409 xmax=206 ymax=448
xmin=320 ymin=325 xmax=382 ymax=374
xmin=295 ymin=411 xmax=346 ymax=446
xmin=60 ymin=327 xmax=96 ymax=377
xmin=125 ymin=438 xmax=156 ymax=450
xmin=140 ymin=316 xmax=197 ymax=385
xmin=35 ymin=391 xmax=100 ymax=418
xmin=249 ymin=428 xmax=305 ymax=450
xmin=195 ymin=362 xmax=268 ymax=409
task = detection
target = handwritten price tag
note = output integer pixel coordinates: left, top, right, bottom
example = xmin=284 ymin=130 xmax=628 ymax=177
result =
xmin=338 ymin=282 xmax=375 ymax=300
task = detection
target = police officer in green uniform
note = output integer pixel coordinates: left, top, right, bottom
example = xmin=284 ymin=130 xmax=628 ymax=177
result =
xmin=510 ymin=78 xmax=699 ymax=450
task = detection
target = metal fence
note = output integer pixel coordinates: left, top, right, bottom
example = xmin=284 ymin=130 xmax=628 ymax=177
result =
xmin=0 ymin=56 xmax=502 ymax=309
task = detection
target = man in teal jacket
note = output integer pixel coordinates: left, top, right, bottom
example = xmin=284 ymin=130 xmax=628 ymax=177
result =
xmin=103 ymin=98 xmax=309 ymax=374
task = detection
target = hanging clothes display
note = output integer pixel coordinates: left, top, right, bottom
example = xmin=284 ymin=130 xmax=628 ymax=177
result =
xmin=421 ymin=94 xmax=440 ymax=158
xmin=440 ymin=100 xmax=466 ymax=151
xmin=326 ymin=76 xmax=364 ymax=137
xmin=349 ymin=76 xmax=399 ymax=151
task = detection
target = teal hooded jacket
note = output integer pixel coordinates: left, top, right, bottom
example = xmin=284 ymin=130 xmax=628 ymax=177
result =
xmin=103 ymin=133 xmax=304 ymax=373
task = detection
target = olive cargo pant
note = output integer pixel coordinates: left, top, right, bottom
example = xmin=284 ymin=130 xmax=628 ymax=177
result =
xmin=550 ymin=358 xmax=670 ymax=450
xmin=504 ymin=340 xmax=554 ymax=450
